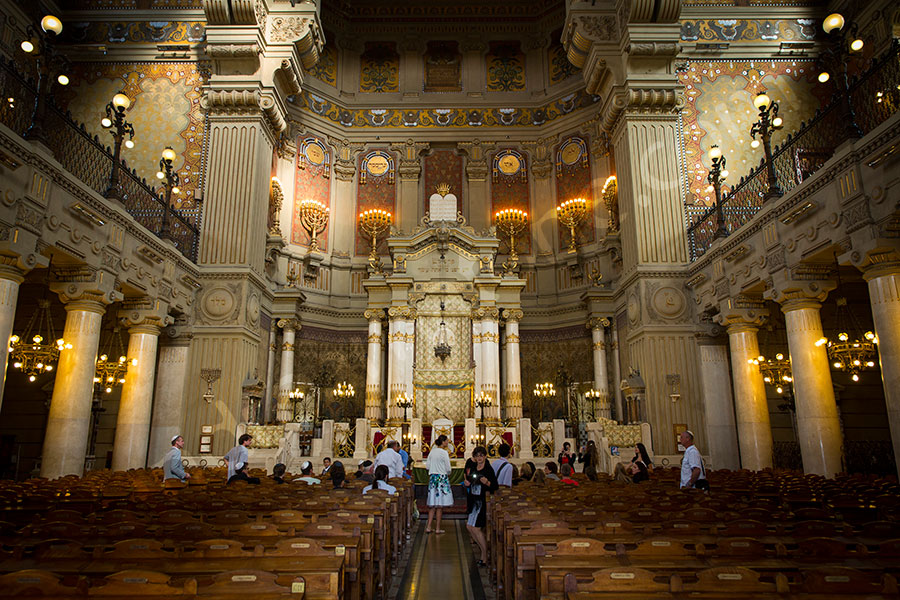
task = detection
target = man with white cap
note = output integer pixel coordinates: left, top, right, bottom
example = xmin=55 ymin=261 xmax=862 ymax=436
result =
xmin=679 ymin=430 xmax=707 ymax=490
xmin=296 ymin=461 xmax=321 ymax=485
xmin=373 ymin=440 xmax=405 ymax=479
xmin=164 ymin=435 xmax=190 ymax=482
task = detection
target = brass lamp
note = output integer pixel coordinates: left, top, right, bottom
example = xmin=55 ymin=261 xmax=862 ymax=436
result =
xmin=8 ymin=299 xmax=70 ymax=383
xmin=299 ymin=199 xmax=329 ymax=252
xmin=556 ymin=198 xmax=588 ymax=254
xmin=358 ymin=208 xmax=392 ymax=273
xmin=494 ymin=208 xmax=528 ymax=272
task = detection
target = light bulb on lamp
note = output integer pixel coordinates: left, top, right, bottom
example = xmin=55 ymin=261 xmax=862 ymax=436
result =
xmin=112 ymin=93 xmax=131 ymax=110
xmin=708 ymin=145 xmax=722 ymax=160
xmin=162 ymin=147 xmax=176 ymax=162
xmin=753 ymin=93 xmax=771 ymax=110
xmin=822 ymin=13 xmax=845 ymax=34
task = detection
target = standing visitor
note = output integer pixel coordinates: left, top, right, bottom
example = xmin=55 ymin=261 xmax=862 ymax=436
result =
xmin=558 ymin=441 xmax=575 ymax=468
xmin=425 ymin=434 xmax=453 ymax=534
xmin=492 ymin=443 xmax=513 ymax=487
xmin=373 ymin=440 xmax=406 ymax=479
xmin=464 ymin=446 xmax=498 ymax=567
xmin=224 ymin=434 xmax=252 ymax=481
xmin=679 ymin=430 xmax=707 ymax=490
xmin=164 ymin=435 xmax=190 ymax=482
xmin=578 ymin=440 xmax=600 ymax=481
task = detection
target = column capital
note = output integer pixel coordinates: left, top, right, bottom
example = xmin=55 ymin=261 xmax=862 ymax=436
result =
xmin=277 ymin=317 xmax=301 ymax=331
xmin=331 ymin=138 xmax=366 ymax=182
xmin=50 ymin=267 xmax=123 ymax=307
xmin=118 ymin=297 xmax=173 ymax=333
xmin=458 ymin=140 xmax=496 ymax=183
xmin=473 ymin=306 xmax=500 ymax=321
xmin=716 ymin=296 xmax=768 ymax=331
xmin=852 ymin=246 xmax=900 ymax=282
xmin=586 ymin=316 xmax=611 ymax=330
xmin=388 ymin=306 xmax=417 ymax=321
xmin=364 ymin=308 xmax=385 ymax=322
xmin=390 ymin=139 xmax=430 ymax=182
xmin=522 ymin=138 xmax=554 ymax=180
xmin=503 ymin=308 xmax=524 ymax=323
xmin=764 ymin=269 xmax=836 ymax=311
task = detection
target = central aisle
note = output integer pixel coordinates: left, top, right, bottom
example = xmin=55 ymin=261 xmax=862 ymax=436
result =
xmin=393 ymin=519 xmax=490 ymax=600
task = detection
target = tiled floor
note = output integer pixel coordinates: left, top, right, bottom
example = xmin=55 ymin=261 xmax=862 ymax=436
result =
xmin=390 ymin=518 xmax=496 ymax=600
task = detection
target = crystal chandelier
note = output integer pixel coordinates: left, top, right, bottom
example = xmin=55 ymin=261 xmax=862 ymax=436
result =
xmin=750 ymin=352 xmax=793 ymax=395
xmin=333 ymin=381 xmax=355 ymax=399
xmin=93 ymin=327 xmax=136 ymax=394
xmin=8 ymin=298 xmax=70 ymax=382
xmin=434 ymin=301 xmax=451 ymax=362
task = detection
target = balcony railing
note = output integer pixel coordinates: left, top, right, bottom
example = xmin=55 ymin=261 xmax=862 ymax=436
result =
xmin=688 ymin=41 xmax=900 ymax=261
xmin=0 ymin=59 xmax=200 ymax=263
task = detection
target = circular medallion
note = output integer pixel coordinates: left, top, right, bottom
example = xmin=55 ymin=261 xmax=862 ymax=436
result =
xmin=367 ymin=154 xmax=389 ymax=176
xmin=204 ymin=287 xmax=235 ymax=319
xmin=560 ymin=141 xmax=582 ymax=165
xmin=652 ymin=286 xmax=686 ymax=320
xmin=498 ymin=154 xmax=521 ymax=175
xmin=247 ymin=293 xmax=260 ymax=326
xmin=305 ymin=143 xmax=325 ymax=165
xmin=627 ymin=292 xmax=640 ymax=324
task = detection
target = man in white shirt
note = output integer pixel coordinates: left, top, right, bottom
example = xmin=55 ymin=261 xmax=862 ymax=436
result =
xmin=373 ymin=440 xmax=405 ymax=479
xmin=492 ymin=443 xmax=513 ymax=487
xmin=679 ymin=430 xmax=706 ymax=489
xmin=164 ymin=435 xmax=190 ymax=482
xmin=224 ymin=433 xmax=252 ymax=481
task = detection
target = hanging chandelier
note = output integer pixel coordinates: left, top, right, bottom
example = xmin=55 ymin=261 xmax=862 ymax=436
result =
xmin=333 ymin=381 xmax=355 ymax=399
xmin=8 ymin=298 xmax=70 ymax=382
xmin=750 ymin=352 xmax=793 ymax=395
xmin=434 ymin=301 xmax=452 ymax=362
xmin=93 ymin=327 xmax=136 ymax=394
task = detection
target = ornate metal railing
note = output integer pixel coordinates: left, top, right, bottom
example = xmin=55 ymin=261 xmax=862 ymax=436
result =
xmin=688 ymin=41 xmax=900 ymax=261
xmin=0 ymin=59 xmax=200 ymax=262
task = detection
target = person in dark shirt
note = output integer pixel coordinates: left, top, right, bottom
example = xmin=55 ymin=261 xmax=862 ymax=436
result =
xmin=271 ymin=463 xmax=287 ymax=484
xmin=227 ymin=462 xmax=260 ymax=485
xmin=464 ymin=446 xmax=499 ymax=567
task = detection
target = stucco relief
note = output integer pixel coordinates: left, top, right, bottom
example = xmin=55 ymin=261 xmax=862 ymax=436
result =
xmin=247 ymin=292 xmax=261 ymax=327
xmin=200 ymin=283 xmax=242 ymax=323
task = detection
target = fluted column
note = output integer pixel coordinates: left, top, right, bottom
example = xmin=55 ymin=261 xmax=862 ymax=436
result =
xmin=472 ymin=318 xmax=483 ymax=401
xmin=480 ymin=310 xmax=501 ymax=420
xmin=264 ymin=322 xmax=277 ymax=423
xmin=457 ymin=140 xmax=495 ymax=230
xmin=365 ymin=309 xmax=384 ymax=422
xmin=864 ymin=260 xmax=900 ymax=477
xmin=718 ymin=303 xmax=773 ymax=471
xmin=391 ymin=140 xmax=429 ymax=231
xmin=698 ymin=341 xmax=741 ymax=471
xmin=148 ymin=322 xmax=191 ymax=466
xmin=387 ymin=306 xmax=415 ymax=421
xmin=503 ymin=309 xmax=523 ymax=420
xmin=112 ymin=299 xmax=170 ymax=470
xmin=0 ymin=263 xmax=25 ymax=408
xmin=766 ymin=274 xmax=842 ymax=476
xmin=611 ymin=326 xmax=623 ymax=422
xmin=587 ymin=317 xmax=610 ymax=418
xmin=277 ymin=318 xmax=300 ymax=423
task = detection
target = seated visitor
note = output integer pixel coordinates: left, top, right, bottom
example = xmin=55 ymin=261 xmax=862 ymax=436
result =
xmin=330 ymin=461 xmax=348 ymax=488
xmin=271 ymin=462 xmax=286 ymax=484
xmin=227 ymin=461 xmax=260 ymax=485
xmin=559 ymin=463 xmax=579 ymax=486
xmin=513 ymin=462 xmax=532 ymax=485
xmin=544 ymin=461 xmax=560 ymax=480
xmin=578 ymin=440 xmax=599 ymax=481
xmin=320 ymin=456 xmax=332 ymax=477
xmin=355 ymin=460 xmax=374 ymax=482
xmin=296 ymin=461 xmax=321 ymax=485
xmin=631 ymin=459 xmax=649 ymax=483
xmin=532 ymin=469 xmax=547 ymax=484
xmin=632 ymin=442 xmax=653 ymax=472
xmin=362 ymin=465 xmax=396 ymax=495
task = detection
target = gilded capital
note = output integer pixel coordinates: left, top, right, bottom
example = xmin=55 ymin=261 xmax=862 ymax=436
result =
xmin=586 ymin=317 xmax=610 ymax=330
xmin=277 ymin=317 xmax=301 ymax=331
xmin=388 ymin=306 xmax=417 ymax=320
xmin=364 ymin=308 xmax=385 ymax=322
xmin=502 ymin=308 xmax=524 ymax=323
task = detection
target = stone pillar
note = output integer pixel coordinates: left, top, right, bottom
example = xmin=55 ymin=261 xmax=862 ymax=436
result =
xmin=472 ymin=318 xmax=483 ymax=398
xmin=767 ymin=275 xmax=842 ymax=477
xmin=364 ymin=309 xmax=384 ymax=422
xmin=353 ymin=418 xmax=369 ymax=460
xmin=698 ymin=342 xmax=741 ymax=471
xmin=479 ymin=309 xmax=501 ymax=421
xmin=0 ymin=262 xmax=25 ymax=408
xmin=387 ymin=306 xmax=415 ymax=421
xmin=148 ymin=322 xmax=192 ymax=467
xmin=587 ymin=317 xmax=610 ymax=418
xmin=518 ymin=417 xmax=534 ymax=459
xmin=863 ymin=260 xmax=900 ymax=477
xmin=610 ymin=326 xmax=623 ymax=422
xmin=718 ymin=303 xmax=773 ymax=471
xmin=458 ymin=140 xmax=495 ymax=231
xmin=503 ymin=309 xmax=523 ymax=420
xmin=277 ymin=318 xmax=300 ymax=423
xmin=42 ymin=274 xmax=122 ymax=479
xmin=264 ymin=322 xmax=277 ymax=423
xmin=391 ymin=140 xmax=429 ymax=231
xmin=111 ymin=299 xmax=170 ymax=471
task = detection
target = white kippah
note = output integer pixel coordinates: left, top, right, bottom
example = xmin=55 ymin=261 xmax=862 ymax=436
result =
xmin=301 ymin=460 xmax=311 ymax=470
xmin=171 ymin=434 xmax=181 ymax=443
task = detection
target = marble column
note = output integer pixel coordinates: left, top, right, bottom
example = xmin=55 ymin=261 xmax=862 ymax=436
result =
xmin=480 ymin=311 xmax=501 ymax=420
xmin=41 ymin=299 xmax=110 ymax=479
xmin=264 ymin=322 xmax=277 ymax=423
xmin=698 ymin=342 xmax=741 ymax=471
xmin=277 ymin=318 xmax=300 ymax=423
xmin=610 ymin=326 xmax=623 ymax=422
xmin=587 ymin=317 xmax=610 ymax=418
xmin=864 ymin=263 xmax=900 ymax=477
xmin=782 ymin=298 xmax=844 ymax=477
xmin=148 ymin=326 xmax=191 ymax=467
xmin=112 ymin=322 xmax=163 ymax=471
xmin=364 ymin=309 xmax=384 ymax=422
xmin=472 ymin=318 xmax=483 ymax=401
xmin=0 ymin=263 xmax=25 ymax=408
xmin=503 ymin=309 xmax=523 ymax=420
xmin=724 ymin=321 xmax=773 ymax=471
xmin=387 ymin=306 xmax=415 ymax=421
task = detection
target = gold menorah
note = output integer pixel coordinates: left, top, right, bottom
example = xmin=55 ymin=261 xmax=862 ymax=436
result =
xmin=494 ymin=208 xmax=528 ymax=269
xmin=358 ymin=208 xmax=392 ymax=272
xmin=299 ymin=198 xmax=329 ymax=252
xmin=556 ymin=197 xmax=588 ymax=254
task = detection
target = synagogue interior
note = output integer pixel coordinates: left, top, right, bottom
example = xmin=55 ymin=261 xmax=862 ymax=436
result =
xmin=0 ymin=0 xmax=899 ymax=597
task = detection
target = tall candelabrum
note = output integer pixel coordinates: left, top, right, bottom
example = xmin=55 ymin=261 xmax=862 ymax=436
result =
xmin=556 ymin=198 xmax=588 ymax=254
xmin=157 ymin=147 xmax=180 ymax=241
xmin=749 ymin=92 xmax=784 ymax=201
xmin=395 ymin=390 xmax=414 ymax=422
xmin=21 ymin=14 xmax=70 ymax=144
xmin=494 ymin=208 xmax=528 ymax=273
xmin=358 ymin=209 xmax=392 ymax=273
xmin=819 ymin=12 xmax=864 ymax=139
xmin=100 ymin=93 xmax=136 ymax=203
xmin=299 ymin=199 xmax=329 ymax=252
xmin=705 ymin=145 xmax=730 ymax=239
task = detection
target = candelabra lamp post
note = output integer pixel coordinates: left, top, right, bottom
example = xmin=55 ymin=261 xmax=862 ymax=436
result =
xmin=532 ymin=382 xmax=556 ymax=423
xmin=556 ymin=198 xmax=588 ymax=254
xmin=21 ymin=14 xmax=69 ymax=144
xmin=289 ymin=387 xmax=305 ymax=422
xmin=156 ymin=147 xmax=180 ymax=240
xmin=332 ymin=381 xmax=356 ymax=421
xmin=749 ymin=93 xmax=784 ymax=201
xmin=396 ymin=390 xmax=414 ymax=423
xmin=358 ymin=209 xmax=392 ymax=274
xmin=819 ymin=13 xmax=864 ymax=140
xmin=494 ymin=208 xmax=528 ymax=273
xmin=705 ymin=145 xmax=730 ymax=238
xmin=585 ymin=388 xmax=602 ymax=421
xmin=101 ymin=93 xmax=136 ymax=203
xmin=299 ymin=199 xmax=330 ymax=252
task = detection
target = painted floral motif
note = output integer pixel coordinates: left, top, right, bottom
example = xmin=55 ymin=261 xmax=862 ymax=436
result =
xmin=63 ymin=21 xmax=205 ymax=44
xmin=487 ymin=42 xmax=525 ymax=92
xmin=681 ymin=19 xmax=818 ymax=43
xmin=549 ymin=42 xmax=579 ymax=85
xmin=309 ymin=43 xmax=337 ymax=87
xmin=359 ymin=42 xmax=399 ymax=93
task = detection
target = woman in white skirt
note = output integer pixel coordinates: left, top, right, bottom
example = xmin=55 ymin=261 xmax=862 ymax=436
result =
xmin=425 ymin=434 xmax=453 ymax=533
